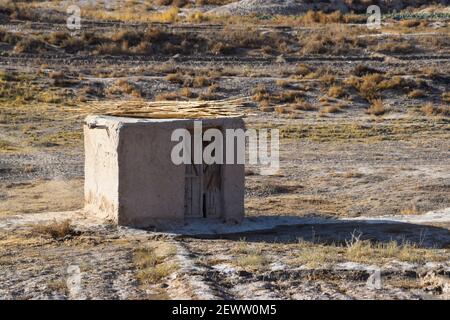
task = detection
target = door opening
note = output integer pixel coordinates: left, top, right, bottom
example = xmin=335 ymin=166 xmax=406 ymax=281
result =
xmin=184 ymin=127 xmax=222 ymax=218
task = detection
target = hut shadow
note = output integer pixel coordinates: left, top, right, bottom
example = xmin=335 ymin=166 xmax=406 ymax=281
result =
xmin=172 ymin=216 xmax=450 ymax=249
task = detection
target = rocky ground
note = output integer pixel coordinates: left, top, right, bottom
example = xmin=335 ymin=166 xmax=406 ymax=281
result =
xmin=0 ymin=209 xmax=449 ymax=300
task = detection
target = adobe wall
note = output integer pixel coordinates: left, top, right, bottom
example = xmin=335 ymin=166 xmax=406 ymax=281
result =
xmin=84 ymin=115 xmax=245 ymax=228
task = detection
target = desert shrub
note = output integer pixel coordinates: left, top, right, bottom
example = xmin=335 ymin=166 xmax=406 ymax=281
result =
xmin=150 ymin=6 xmax=180 ymax=22
xmin=180 ymin=87 xmax=195 ymax=98
xmin=294 ymin=64 xmax=313 ymax=77
xmin=300 ymin=10 xmax=344 ymax=25
xmin=0 ymin=139 xmax=15 ymax=151
xmin=421 ymin=103 xmax=449 ymax=117
xmin=0 ymin=28 xmax=20 ymax=45
xmin=408 ymin=89 xmax=425 ymax=99
xmin=377 ymin=76 xmax=418 ymax=92
xmin=251 ymin=182 xmax=292 ymax=197
xmin=94 ymin=43 xmax=126 ymax=55
xmin=374 ymin=41 xmax=415 ymax=54
xmin=14 ymin=38 xmax=48 ymax=53
xmin=198 ymin=90 xmax=218 ymax=100
xmin=192 ymin=76 xmax=210 ymax=88
xmin=291 ymin=101 xmax=317 ymax=111
xmin=108 ymin=79 xmax=143 ymax=97
xmin=206 ymin=83 xmax=219 ymax=93
xmin=259 ymin=100 xmax=273 ymax=112
xmin=276 ymin=80 xmax=292 ymax=88
xmin=328 ymin=85 xmax=345 ymax=98
xmin=155 ymin=91 xmax=180 ymax=101
xmin=236 ymin=254 xmax=269 ymax=270
xmin=79 ymin=84 xmax=105 ymax=98
xmin=352 ymin=64 xmax=383 ymax=77
xmin=48 ymin=71 xmax=65 ymax=80
xmin=367 ymin=100 xmax=386 ymax=116
xmin=252 ymin=84 xmax=269 ymax=102
xmin=321 ymin=105 xmax=341 ymax=114
xmin=0 ymin=70 xmax=16 ymax=82
xmin=47 ymin=31 xmax=70 ymax=46
xmin=299 ymin=27 xmax=361 ymax=56
xmin=210 ymin=41 xmax=234 ymax=55
xmin=165 ymin=72 xmax=184 ymax=84
xmin=111 ymin=30 xmax=142 ymax=47
xmin=275 ymin=90 xmax=305 ymax=103
xmin=134 ymin=244 xmax=177 ymax=285
xmin=188 ymin=11 xmax=206 ymax=23
xmin=154 ymin=0 xmax=187 ymax=6
xmin=275 ymin=106 xmax=290 ymax=114
xmin=400 ymin=20 xmax=421 ymax=28
xmin=345 ymin=74 xmax=383 ymax=100
xmin=320 ymin=75 xmax=335 ymax=85
xmin=195 ymin=0 xmax=235 ymax=4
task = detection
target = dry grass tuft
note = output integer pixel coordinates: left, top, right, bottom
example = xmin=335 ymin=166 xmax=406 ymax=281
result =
xmin=296 ymin=242 xmax=337 ymax=268
xmin=400 ymin=20 xmax=421 ymax=28
xmin=274 ymin=106 xmax=288 ymax=114
xmin=150 ymin=6 xmax=180 ymax=23
xmin=292 ymin=233 xmax=447 ymax=268
xmin=0 ymin=139 xmax=16 ymax=151
xmin=374 ymin=41 xmax=415 ymax=54
xmin=408 ymin=89 xmax=425 ymax=99
xmin=367 ymin=100 xmax=386 ymax=116
xmin=134 ymin=242 xmax=177 ymax=285
xmin=400 ymin=204 xmax=420 ymax=215
xmin=294 ymin=64 xmax=313 ymax=77
xmin=259 ymin=100 xmax=274 ymax=112
xmin=252 ymin=84 xmax=269 ymax=102
xmin=233 ymin=242 xmax=269 ymax=270
xmin=327 ymin=85 xmax=345 ymax=98
xmin=321 ymin=105 xmax=342 ymax=114
xmin=165 ymin=73 xmax=184 ymax=84
xmin=345 ymin=238 xmax=436 ymax=264
xmin=236 ymin=254 xmax=269 ymax=270
xmin=290 ymin=101 xmax=317 ymax=111
xmin=31 ymin=219 xmax=75 ymax=239
xmin=46 ymin=279 xmax=68 ymax=294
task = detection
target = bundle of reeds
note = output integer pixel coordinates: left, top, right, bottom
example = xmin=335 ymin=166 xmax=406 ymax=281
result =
xmin=67 ymin=97 xmax=252 ymax=119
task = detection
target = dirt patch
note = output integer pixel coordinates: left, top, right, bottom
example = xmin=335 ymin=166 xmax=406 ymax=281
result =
xmin=0 ymin=178 xmax=83 ymax=216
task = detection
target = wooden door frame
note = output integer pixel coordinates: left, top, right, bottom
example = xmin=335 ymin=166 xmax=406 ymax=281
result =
xmin=184 ymin=125 xmax=224 ymax=219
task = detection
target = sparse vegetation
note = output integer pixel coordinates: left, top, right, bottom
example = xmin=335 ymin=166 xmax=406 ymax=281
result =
xmin=328 ymin=85 xmax=345 ymax=98
xmin=0 ymin=1 xmax=449 ymax=300
xmin=321 ymin=105 xmax=342 ymax=114
xmin=46 ymin=279 xmax=68 ymax=294
xmin=0 ymin=139 xmax=16 ymax=152
xmin=236 ymin=254 xmax=269 ymax=270
xmin=421 ymin=103 xmax=449 ymax=117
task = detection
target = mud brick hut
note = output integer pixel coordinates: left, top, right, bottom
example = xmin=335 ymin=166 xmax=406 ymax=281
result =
xmin=84 ymin=114 xmax=245 ymax=228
